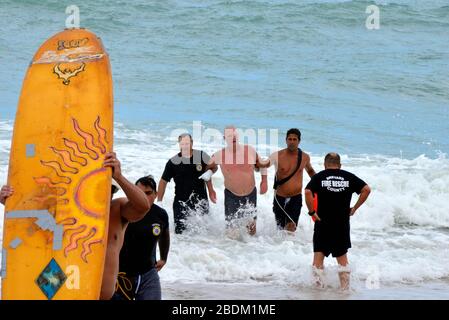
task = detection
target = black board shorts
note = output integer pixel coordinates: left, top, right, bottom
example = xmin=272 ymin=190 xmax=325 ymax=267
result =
xmin=224 ymin=187 xmax=257 ymax=224
xmin=173 ymin=195 xmax=209 ymax=234
xmin=272 ymin=193 xmax=302 ymax=229
xmin=313 ymin=221 xmax=351 ymax=258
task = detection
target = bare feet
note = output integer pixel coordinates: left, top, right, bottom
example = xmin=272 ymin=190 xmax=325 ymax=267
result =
xmin=246 ymin=220 xmax=256 ymax=236
xmin=312 ymin=266 xmax=325 ymax=289
xmin=338 ymin=264 xmax=351 ymax=291
xmin=285 ymin=222 xmax=296 ymax=232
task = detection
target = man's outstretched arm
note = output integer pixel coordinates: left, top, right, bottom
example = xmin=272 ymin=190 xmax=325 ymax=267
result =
xmin=205 ymin=153 xmax=219 ymax=173
xmin=201 ymin=153 xmax=219 ymax=181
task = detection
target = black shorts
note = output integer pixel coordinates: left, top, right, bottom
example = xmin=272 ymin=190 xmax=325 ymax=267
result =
xmin=224 ymin=187 xmax=257 ymax=224
xmin=173 ymin=195 xmax=209 ymax=234
xmin=272 ymin=193 xmax=302 ymax=229
xmin=313 ymin=222 xmax=351 ymax=258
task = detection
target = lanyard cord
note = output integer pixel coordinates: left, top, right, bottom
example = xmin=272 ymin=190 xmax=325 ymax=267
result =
xmin=274 ymin=191 xmax=296 ymax=225
xmin=116 ymin=272 xmax=134 ymax=300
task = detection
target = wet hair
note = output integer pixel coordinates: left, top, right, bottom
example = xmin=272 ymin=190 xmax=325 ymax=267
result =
xmin=324 ymin=152 xmax=341 ymax=166
xmin=286 ymin=128 xmax=301 ymax=140
xmin=111 ymin=180 xmax=120 ymax=194
xmin=111 ymin=185 xmax=119 ymax=194
xmin=178 ymin=133 xmax=193 ymax=143
xmin=135 ymin=175 xmax=157 ymax=192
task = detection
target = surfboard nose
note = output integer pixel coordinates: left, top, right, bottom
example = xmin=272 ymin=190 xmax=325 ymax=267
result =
xmin=32 ymin=28 xmax=107 ymax=65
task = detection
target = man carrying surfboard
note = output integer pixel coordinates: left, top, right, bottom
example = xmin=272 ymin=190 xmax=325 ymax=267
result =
xmin=100 ymin=152 xmax=152 ymax=300
xmin=257 ymin=128 xmax=316 ymax=232
xmin=305 ymin=152 xmax=371 ymax=290
xmin=200 ymin=126 xmax=268 ymax=236
xmin=1 ymin=152 xmax=151 ymax=300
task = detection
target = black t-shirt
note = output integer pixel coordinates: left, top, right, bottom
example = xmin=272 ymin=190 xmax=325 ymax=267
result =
xmin=161 ymin=149 xmax=210 ymax=202
xmin=305 ymin=169 xmax=367 ymax=226
xmin=119 ymin=204 xmax=169 ymax=276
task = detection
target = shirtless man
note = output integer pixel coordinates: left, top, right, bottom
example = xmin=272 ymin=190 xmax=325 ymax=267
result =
xmin=262 ymin=128 xmax=316 ymax=232
xmin=101 ymin=152 xmax=151 ymax=299
xmin=200 ymin=126 xmax=268 ymax=235
xmin=1 ymin=152 xmax=151 ymax=300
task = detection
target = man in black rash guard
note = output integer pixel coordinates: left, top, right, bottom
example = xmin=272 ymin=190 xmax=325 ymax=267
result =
xmin=113 ymin=175 xmax=170 ymax=300
xmin=158 ymin=133 xmax=217 ymax=234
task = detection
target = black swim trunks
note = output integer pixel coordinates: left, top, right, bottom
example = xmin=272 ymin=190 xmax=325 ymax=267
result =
xmin=313 ymin=221 xmax=351 ymax=258
xmin=224 ymin=187 xmax=257 ymax=225
xmin=272 ymin=193 xmax=302 ymax=229
xmin=173 ymin=195 xmax=209 ymax=234
xmin=305 ymin=168 xmax=367 ymax=258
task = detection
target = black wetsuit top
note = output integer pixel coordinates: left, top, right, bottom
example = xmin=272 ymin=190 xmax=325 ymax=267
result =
xmin=119 ymin=204 xmax=169 ymax=276
xmin=161 ymin=149 xmax=211 ymax=202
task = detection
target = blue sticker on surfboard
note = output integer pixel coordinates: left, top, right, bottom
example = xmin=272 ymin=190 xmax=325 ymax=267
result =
xmin=35 ymin=258 xmax=67 ymax=300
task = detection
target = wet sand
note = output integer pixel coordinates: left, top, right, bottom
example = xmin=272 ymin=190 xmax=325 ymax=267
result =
xmin=163 ymin=280 xmax=449 ymax=300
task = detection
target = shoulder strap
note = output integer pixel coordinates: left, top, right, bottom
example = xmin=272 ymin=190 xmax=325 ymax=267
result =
xmin=273 ymin=148 xmax=302 ymax=189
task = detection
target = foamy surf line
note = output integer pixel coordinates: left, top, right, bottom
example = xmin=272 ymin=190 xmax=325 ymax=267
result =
xmin=1 ymin=121 xmax=449 ymax=296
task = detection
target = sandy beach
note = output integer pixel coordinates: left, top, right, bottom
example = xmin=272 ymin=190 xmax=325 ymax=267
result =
xmin=163 ymin=280 xmax=449 ymax=300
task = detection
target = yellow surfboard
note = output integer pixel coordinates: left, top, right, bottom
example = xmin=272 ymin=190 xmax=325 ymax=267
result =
xmin=1 ymin=28 xmax=113 ymax=300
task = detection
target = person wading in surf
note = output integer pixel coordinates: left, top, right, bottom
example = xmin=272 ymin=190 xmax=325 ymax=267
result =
xmin=158 ymin=133 xmax=217 ymax=234
xmin=258 ymin=128 xmax=316 ymax=232
xmin=305 ymin=152 xmax=371 ymax=290
xmin=200 ymin=126 xmax=268 ymax=236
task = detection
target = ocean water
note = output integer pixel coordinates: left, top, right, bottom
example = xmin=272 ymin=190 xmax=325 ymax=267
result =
xmin=0 ymin=0 xmax=448 ymax=299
